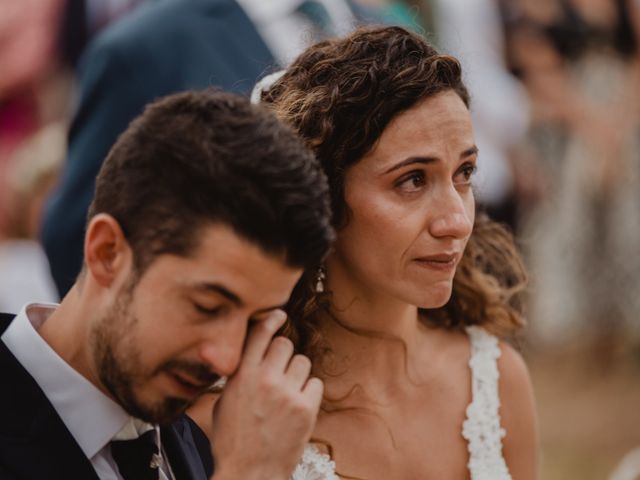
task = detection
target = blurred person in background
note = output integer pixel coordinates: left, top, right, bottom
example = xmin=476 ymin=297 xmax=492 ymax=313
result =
xmin=41 ymin=0 xmax=410 ymax=298
xmin=501 ymin=0 xmax=640 ymax=352
xmin=432 ymin=0 xmax=533 ymax=231
xmin=0 ymin=123 xmax=64 ymax=312
xmin=41 ymin=0 xmax=275 ymax=297
xmin=0 ymin=0 xmax=69 ymax=233
xmin=59 ymin=0 xmax=145 ymax=67
xmin=350 ymin=0 xmax=434 ymax=33
xmin=0 ymin=0 xmax=143 ymax=219
xmin=609 ymin=446 xmax=640 ymax=480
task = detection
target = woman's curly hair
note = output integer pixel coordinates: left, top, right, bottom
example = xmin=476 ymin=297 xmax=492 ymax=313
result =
xmin=260 ymin=26 xmax=527 ymax=362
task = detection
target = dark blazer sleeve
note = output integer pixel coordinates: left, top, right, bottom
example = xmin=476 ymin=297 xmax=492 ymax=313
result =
xmin=41 ymin=38 xmax=149 ymax=296
xmin=162 ymin=415 xmax=214 ymax=480
xmin=184 ymin=415 xmax=215 ymax=477
xmin=40 ymin=0 xmax=275 ymax=297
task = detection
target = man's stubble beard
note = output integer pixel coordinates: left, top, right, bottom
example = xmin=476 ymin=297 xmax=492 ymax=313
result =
xmin=90 ymin=277 xmax=192 ymax=425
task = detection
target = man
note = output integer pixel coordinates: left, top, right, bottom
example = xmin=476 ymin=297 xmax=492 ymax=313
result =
xmin=0 ymin=90 xmax=334 ymax=479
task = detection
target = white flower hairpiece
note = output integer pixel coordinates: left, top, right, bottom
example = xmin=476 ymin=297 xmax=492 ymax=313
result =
xmin=250 ymin=70 xmax=287 ymax=105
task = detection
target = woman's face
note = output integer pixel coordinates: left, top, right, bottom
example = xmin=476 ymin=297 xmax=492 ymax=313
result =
xmin=329 ymin=90 xmax=476 ymax=308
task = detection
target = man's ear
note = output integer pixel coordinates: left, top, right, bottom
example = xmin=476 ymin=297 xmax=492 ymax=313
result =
xmin=84 ymin=214 xmax=132 ymax=287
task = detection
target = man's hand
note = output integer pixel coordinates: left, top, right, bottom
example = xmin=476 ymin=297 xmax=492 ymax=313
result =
xmin=210 ymin=310 xmax=323 ymax=480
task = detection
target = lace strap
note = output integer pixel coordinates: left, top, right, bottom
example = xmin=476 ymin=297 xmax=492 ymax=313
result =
xmin=462 ymin=326 xmax=512 ymax=480
xmin=291 ymin=444 xmax=340 ymax=480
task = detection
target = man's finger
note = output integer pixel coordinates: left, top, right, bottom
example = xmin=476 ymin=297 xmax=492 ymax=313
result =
xmin=285 ymin=354 xmax=312 ymax=390
xmin=262 ymin=336 xmax=295 ymax=373
xmin=301 ymin=377 xmax=324 ymax=413
xmin=240 ymin=310 xmax=288 ymax=367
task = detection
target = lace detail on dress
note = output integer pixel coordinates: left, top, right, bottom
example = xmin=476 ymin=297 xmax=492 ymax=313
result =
xmin=462 ymin=326 xmax=512 ymax=480
xmin=291 ymin=444 xmax=340 ymax=480
xmin=291 ymin=326 xmax=511 ymax=479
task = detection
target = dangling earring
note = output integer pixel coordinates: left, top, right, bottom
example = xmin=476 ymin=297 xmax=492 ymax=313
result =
xmin=315 ymin=266 xmax=326 ymax=293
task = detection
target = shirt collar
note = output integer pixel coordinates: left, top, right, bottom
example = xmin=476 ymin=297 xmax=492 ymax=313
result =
xmin=1 ymin=303 xmax=137 ymax=458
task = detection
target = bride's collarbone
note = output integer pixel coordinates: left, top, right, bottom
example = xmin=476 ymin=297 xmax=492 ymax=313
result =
xmin=308 ymin=328 xmax=475 ymax=478
xmin=312 ymin=387 xmax=472 ymax=479
xmin=318 ymin=340 xmax=472 ymax=412
xmin=310 ymin=419 xmax=470 ymax=480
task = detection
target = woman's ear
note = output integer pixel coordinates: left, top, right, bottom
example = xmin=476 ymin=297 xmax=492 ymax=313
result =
xmin=84 ymin=214 xmax=132 ymax=287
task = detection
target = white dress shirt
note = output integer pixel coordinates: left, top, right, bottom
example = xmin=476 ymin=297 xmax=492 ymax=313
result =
xmin=434 ymin=0 xmax=530 ymax=206
xmin=236 ymin=0 xmax=356 ymax=65
xmin=1 ymin=303 xmax=173 ymax=479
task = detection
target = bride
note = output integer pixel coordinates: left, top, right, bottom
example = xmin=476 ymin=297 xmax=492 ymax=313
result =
xmin=189 ymin=25 xmax=538 ymax=480
xmin=252 ymin=26 xmax=539 ymax=479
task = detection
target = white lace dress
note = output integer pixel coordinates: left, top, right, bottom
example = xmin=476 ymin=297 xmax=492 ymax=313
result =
xmin=291 ymin=326 xmax=511 ymax=480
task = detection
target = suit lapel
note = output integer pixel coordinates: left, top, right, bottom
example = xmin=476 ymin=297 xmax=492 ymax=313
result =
xmin=0 ymin=314 xmax=99 ymax=479
xmin=0 ymin=314 xmax=212 ymax=480
xmin=161 ymin=416 xmax=212 ymax=480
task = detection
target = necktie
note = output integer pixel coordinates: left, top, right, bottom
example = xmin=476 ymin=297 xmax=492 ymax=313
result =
xmin=111 ymin=429 xmax=162 ymax=480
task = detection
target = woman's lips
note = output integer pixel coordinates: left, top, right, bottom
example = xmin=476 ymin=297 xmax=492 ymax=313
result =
xmin=413 ymin=253 xmax=459 ymax=272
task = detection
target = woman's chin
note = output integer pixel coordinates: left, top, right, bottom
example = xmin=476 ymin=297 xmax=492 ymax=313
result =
xmin=412 ymin=283 xmax=453 ymax=309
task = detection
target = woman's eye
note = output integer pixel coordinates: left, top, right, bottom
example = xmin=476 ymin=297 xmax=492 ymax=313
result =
xmin=455 ymin=163 xmax=477 ymax=184
xmin=396 ymin=171 xmax=426 ymax=192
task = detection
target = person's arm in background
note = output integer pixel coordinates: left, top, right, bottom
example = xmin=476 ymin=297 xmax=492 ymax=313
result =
xmin=433 ymin=0 xmax=531 ymax=208
xmin=41 ymin=33 xmax=154 ymax=297
xmin=40 ymin=0 xmax=277 ymax=299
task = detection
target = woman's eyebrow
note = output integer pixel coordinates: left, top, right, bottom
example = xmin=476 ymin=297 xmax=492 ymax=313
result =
xmin=382 ymin=146 xmax=477 ymax=175
xmin=382 ymin=156 xmax=436 ymax=175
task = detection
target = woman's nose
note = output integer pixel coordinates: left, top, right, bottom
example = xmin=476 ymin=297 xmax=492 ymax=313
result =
xmin=428 ymin=189 xmax=474 ymax=239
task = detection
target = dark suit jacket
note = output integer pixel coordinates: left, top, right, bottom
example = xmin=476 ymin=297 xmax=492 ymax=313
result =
xmin=41 ymin=0 xmax=276 ymax=296
xmin=0 ymin=313 xmax=213 ymax=479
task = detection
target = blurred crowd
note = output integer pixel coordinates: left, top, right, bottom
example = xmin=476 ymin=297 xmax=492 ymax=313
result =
xmin=1 ymin=0 xmax=639 ymax=477
xmin=4 ymin=0 xmax=638 ymax=347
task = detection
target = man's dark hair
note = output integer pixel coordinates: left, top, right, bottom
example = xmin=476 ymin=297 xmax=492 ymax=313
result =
xmin=88 ymin=89 xmax=333 ymax=273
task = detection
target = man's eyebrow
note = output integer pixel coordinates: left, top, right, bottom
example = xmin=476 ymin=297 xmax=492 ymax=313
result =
xmin=382 ymin=146 xmax=479 ymax=175
xmin=253 ymin=304 xmax=287 ymax=316
xmin=194 ymin=283 xmax=243 ymax=307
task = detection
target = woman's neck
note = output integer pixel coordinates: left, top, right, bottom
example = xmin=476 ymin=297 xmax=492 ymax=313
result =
xmin=315 ymin=261 xmax=428 ymax=395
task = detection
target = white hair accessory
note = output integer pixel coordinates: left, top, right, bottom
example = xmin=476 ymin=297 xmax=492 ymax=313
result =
xmin=250 ymin=70 xmax=287 ymax=105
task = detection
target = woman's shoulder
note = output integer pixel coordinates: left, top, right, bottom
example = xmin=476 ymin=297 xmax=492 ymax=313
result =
xmin=494 ymin=335 xmax=539 ymax=480
xmin=464 ymin=326 xmax=530 ymax=381
xmin=462 ymin=326 xmax=538 ymax=479
xmin=484 ymin=333 xmax=536 ymax=423
xmin=464 ymin=325 xmax=535 ymax=421
xmin=496 ymin=340 xmax=533 ymax=396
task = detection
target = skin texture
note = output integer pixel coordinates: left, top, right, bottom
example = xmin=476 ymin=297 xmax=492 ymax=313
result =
xmin=308 ymin=91 xmax=538 ymax=479
xmin=39 ymin=216 xmax=324 ymax=480
xmin=329 ymin=90 xmax=476 ymax=316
